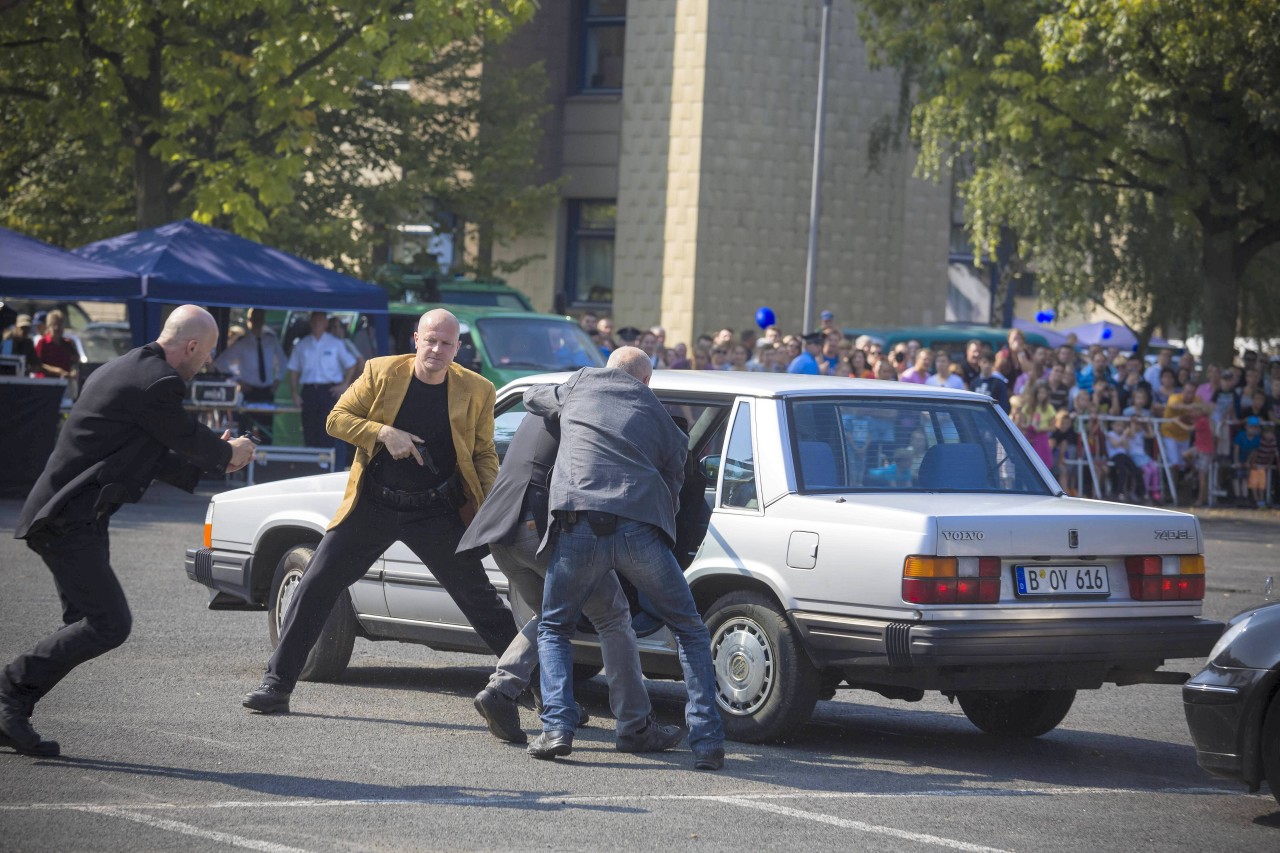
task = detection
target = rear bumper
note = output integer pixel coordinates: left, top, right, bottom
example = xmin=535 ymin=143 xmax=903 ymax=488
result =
xmin=792 ymin=612 xmax=1223 ymax=675
xmin=184 ymin=547 xmax=255 ymax=606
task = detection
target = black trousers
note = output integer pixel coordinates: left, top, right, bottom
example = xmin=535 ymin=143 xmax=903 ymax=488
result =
xmin=1 ymin=504 xmax=131 ymax=711
xmin=239 ymin=385 xmax=275 ymax=444
xmin=265 ymin=493 xmax=519 ymax=692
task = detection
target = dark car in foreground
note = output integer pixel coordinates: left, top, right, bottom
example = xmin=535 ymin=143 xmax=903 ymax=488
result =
xmin=1183 ymin=600 xmax=1280 ymax=803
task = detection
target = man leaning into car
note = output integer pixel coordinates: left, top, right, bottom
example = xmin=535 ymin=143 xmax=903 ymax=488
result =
xmin=522 ymin=346 xmax=727 ymax=770
xmin=242 ymin=308 xmax=519 ymax=714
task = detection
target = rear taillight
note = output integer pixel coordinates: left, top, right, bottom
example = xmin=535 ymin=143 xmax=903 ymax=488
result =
xmin=1125 ymin=554 xmax=1205 ymax=601
xmin=903 ymin=556 xmax=1001 ymax=604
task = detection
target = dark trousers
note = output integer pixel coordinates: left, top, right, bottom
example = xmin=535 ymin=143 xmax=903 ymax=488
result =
xmin=2 ymin=511 xmax=131 ymax=711
xmin=239 ymin=385 xmax=275 ymax=444
xmin=265 ymin=493 xmax=518 ymax=692
xmin=301 ymin=384 xmax=351 ymax=468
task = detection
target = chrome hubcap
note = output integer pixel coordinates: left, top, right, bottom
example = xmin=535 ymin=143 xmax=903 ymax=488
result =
xmin=711 ymin=616 xmax=774 ymax=716
xmin=276 ymin=570 xmax=302 ymax=631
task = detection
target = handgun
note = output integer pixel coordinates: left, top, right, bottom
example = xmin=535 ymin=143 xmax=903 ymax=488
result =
xmin=413 ymin=440 xmax=440 ymax=475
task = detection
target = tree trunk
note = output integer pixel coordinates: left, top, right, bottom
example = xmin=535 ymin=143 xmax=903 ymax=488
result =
xmin=133 ymin=20 xmax=168 ymax=230
xmin=134 ymin=141 xmax=168 ymax=229
xmin=1198 ymin=234 xmax=1239 ymax=368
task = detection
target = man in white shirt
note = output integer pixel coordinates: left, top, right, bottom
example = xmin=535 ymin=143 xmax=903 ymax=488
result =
xmin=288 ymin=311 xmax=358 ymax=463
xmin=216 ymin=308 xmax=288 ymax=443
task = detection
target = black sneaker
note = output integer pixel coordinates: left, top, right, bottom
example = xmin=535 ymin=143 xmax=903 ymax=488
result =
xmin=693 ymin=746 xmax=725 ymax=771
xmin=617 ymin=717 xmax=686 ymax=753
xmin=474 ymin=688 xmax=526 ymax=744
xmin=242 ymin=683 xmax=291 ymax=714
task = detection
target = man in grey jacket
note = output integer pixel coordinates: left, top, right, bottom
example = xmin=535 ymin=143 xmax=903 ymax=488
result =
xmin=522 ymin=347 xmax=726 ymax=770
xmin=456 ymin=413 xmax=683 ymax=753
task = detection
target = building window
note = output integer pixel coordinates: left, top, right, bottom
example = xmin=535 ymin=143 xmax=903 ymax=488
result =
xmin=564 ymin=200 xmax=616 ymax=308
xmin=579 ymin=0 xmax=625 ymax=92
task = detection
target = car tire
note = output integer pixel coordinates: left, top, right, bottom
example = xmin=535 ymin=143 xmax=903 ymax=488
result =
xmin=955 ymin=689 xmax=1076 ymax=737
xmin=572 ymin=662 xmax=604 ymax=682
xmin=267 ymin=544 xmax=356 ymax=683
xmin=705 ymin=590 xmax=820 ymax=743
xmin=1262 ymin=689 xmax=1280 ymax=807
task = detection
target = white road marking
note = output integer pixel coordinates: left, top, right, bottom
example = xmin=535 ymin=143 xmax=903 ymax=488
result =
xmin=711 ymin=796 xmax=1012 ymax=852
xmin=69 ymin=805 xmax=314 ymax=853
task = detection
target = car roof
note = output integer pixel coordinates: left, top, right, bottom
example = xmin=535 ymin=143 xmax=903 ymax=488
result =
xmin=501 ymin=369 xmax=994 ymax=402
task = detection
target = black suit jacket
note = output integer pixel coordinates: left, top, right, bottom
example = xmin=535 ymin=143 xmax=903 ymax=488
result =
xmin=15 ymin=342 xmax=233 ymax=539
xmin=455 ymin=414 xmax=558 ymax=552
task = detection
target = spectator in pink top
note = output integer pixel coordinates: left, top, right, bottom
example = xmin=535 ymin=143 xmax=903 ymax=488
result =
xmin=899 ymin=350 xmax=931 ymax=384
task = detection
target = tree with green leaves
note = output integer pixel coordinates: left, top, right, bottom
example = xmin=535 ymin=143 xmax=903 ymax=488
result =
xmin=0 ymin=0 xmax=553 ymax=277
xmin=857 ymin=0 xmax=1280 ymax=365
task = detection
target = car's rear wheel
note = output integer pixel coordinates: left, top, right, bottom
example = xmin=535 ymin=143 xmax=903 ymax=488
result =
xmin=1261 ymin=689 xmax=1280 ymax=806
xmin=705 ymin=591 xmax=820 ymax=743
xmin=956 ymin=689 xmax=1076 ymax=737
xmin=268 ymin=544 xmax=356 ymax=683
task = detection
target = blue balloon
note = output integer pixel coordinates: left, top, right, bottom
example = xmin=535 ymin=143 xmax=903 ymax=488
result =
xmin=1102 ymin=327 xmax=1113 ymax=340
xmin=755 ymin=306 xmax=776 ymax=329
xmin=1035 ymin=309 xmax=1056 ymax=324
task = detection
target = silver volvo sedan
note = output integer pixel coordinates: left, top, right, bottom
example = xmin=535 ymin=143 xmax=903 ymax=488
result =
xmin=187 ymin=372 xmax=1223 ymax=743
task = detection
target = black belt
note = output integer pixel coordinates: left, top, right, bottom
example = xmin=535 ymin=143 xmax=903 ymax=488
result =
xmin=554 ymin=509 xmax=618 ymax=534
xmin=366 ymin=476 xmax=457 ymax=511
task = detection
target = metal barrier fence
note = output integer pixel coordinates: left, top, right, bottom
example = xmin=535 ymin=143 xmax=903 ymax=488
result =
xmin=1056 ymin=413 xmax=1275 ymax=507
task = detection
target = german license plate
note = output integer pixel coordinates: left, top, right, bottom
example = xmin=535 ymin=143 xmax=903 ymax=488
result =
xmin=1015 ymin=565 xmax=1110 ymax=596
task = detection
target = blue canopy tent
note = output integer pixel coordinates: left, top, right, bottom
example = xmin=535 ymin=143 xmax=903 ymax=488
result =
xmin=0 ymin=226 xmax=142 ymax=301
xmin=74 ymin=220 xmax=389 ymax=352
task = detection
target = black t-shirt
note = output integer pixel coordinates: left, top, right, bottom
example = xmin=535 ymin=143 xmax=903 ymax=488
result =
xmin=368 ymin=375 xmax=456 ymax=492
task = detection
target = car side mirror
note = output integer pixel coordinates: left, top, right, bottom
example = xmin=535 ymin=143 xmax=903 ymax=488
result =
xmin=699 ymin=454 xmax=721 ymax=482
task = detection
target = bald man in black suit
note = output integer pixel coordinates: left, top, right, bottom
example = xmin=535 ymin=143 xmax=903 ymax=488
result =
xmin=0 ymin=305 xmax=255 ymax=757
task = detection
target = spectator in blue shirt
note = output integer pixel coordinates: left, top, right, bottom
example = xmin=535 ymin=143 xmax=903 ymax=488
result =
xmin=787 ymin=332 xmax=824 ymax=375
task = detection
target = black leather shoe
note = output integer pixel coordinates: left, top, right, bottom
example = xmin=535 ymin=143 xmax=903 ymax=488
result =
xmin=527 ymin=729 xmax=574 ymax=760
xmin=474 ymin=688 xmax=526 ymax=744
xmin=0 ymin=730 xmax=59 ymax=757
xmin=617 ymin=718 xmax=686 ymax=753
xmin=0 ymin=692 xmax=43 ymax=753
xmin=693 ymin=746 xmax=725 ymax=771
xmin=243 ymin=683 xmax=291 ymax=714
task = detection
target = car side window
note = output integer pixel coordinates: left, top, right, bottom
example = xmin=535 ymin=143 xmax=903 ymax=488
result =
xmin=494 ymin=402 xmax=527 ymax=464
xmin=721 ymin=402 xmax=757 ymax=509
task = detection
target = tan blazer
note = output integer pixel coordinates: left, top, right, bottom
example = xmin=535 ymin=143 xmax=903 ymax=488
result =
xmin=325 ymin=356 xmax=498 ymax=530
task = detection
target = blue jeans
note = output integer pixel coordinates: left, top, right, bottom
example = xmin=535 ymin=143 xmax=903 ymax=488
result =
xmin=538 ymin=518 xmax=725 ymax=752
xmin=488 ymin=521 xmax=652 ymax=740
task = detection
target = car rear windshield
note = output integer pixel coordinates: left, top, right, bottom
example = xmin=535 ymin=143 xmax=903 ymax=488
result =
xmin=475 ymin=317 xmax=605 ymax=371
xmin=788 ymin=397 xmax=1052 ymax=495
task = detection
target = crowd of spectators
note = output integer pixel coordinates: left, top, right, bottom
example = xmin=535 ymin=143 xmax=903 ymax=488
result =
xmin=0 ymin=309 xmax=79 ymax=383
xmin=576 ymin=311 xmax=1280 ymax=508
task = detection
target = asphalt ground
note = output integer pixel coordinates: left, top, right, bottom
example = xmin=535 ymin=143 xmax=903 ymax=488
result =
xmin=1 ymin=486 xmax=1278 ymax=852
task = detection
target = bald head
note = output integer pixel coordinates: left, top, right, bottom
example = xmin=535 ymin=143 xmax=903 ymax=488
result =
xmin=606 ymin=346 xmax=653 ymax=383
xmin=418 ymin=307 xmax=460 ymax=337
xmin=156 ymin=304 xmax=219 ymax=381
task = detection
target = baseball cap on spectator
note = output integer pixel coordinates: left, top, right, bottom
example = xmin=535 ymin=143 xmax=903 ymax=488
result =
xmin=819 ymin=310 xmax=834 ymax=321
xmin=33 ymin=310 xmax=48 ymax=325
xmin=14 ymin=314 xmax=32 ymax=328
xmin=1247 ymin=415 xmax=1262 ymax=426
xmin=802 ymin=331 xmax=825 ymax=346
xmin=616 ymin=326 xmax=642 ymax=343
